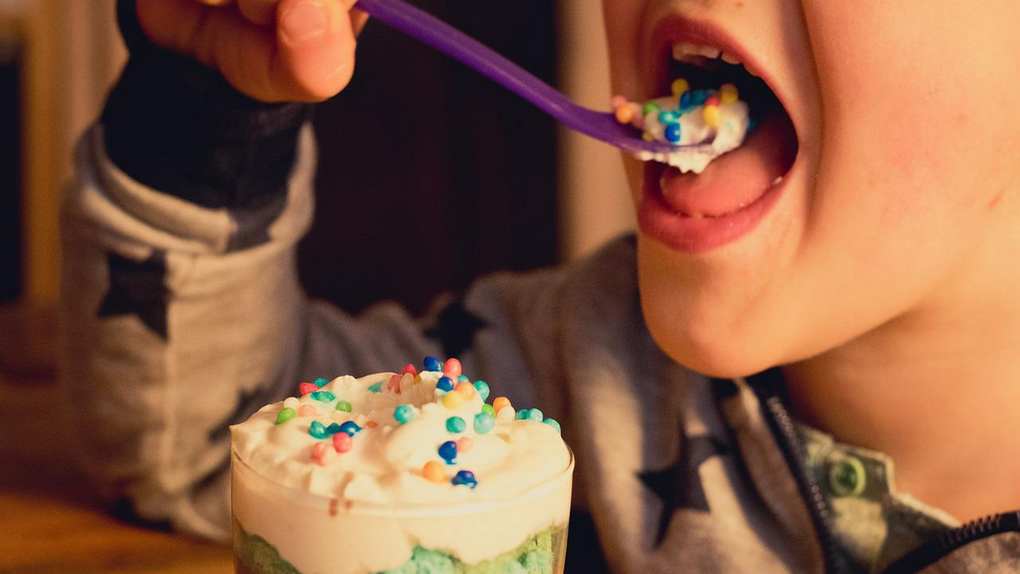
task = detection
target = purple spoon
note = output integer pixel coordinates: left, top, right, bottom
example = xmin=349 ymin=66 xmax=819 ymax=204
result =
xmin=354 ymin=0 xmax=710 ymax=156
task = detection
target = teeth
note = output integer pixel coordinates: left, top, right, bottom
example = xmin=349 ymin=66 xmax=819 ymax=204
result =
xmin=672 ymin=42 xmax=722 ymax=62
xmin=720 ymin=52 xmax=741 ymax=65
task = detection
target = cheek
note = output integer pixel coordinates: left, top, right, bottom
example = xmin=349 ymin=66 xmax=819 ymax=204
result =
xmin=804 ymin=2 xmax=1018 ymax=230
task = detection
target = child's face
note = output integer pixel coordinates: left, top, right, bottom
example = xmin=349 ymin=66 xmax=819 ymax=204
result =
xmin=602 ymin=0 xmax=1020 ymax=376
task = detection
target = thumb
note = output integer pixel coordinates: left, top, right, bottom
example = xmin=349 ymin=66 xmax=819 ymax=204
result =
xmin=272 ymin=0 xmax=358 ymax=101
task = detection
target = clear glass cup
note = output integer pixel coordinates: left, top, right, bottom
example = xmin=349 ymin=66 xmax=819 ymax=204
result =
xmin=231 ymin=447 xmax=574 ymax=574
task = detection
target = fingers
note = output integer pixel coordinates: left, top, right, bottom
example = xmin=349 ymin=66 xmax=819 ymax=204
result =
xmin=137 ymin=0 xmax=358 ymax=103
xmin=271 ymin=0 xmax=357 ymax=101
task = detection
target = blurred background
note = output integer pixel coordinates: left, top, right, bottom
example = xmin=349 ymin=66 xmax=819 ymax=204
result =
xmin=0 ymin=0 xmax=630 ymax=569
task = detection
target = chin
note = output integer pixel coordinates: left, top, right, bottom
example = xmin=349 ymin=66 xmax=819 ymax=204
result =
xmin=644 ymin=309 xmax=780 ymax=378
xmin=636 ymin=255 xmax=787 ymax=379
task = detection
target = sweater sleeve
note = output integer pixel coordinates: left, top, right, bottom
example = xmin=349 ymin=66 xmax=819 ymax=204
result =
xmin=58 ymin=0 xmax=449 ymax=541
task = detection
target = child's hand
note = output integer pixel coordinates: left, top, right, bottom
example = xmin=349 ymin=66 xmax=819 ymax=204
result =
xmin=136 ymin=0 xmax=367 ymax=102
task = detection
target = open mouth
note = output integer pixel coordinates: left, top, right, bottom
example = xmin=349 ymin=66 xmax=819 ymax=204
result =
xmin=634 ymin=20 xmax=800 ymax=252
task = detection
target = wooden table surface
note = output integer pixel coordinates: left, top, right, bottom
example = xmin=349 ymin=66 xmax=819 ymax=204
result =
xmin=0 ymin=305 xmax=233 ymax=574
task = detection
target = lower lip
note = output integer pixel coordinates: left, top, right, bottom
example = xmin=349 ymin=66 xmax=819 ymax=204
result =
xmin=637 ymin=161 xmax=786 ymax=254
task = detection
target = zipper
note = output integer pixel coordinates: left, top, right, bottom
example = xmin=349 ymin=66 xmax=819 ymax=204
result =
xmin=747 ymin=369 xmax=1020 ymax=574
xmin=748 ymin=371 xmax=855 ymax=574
xmin=881 ymin=511 xmax=1020 ymax=573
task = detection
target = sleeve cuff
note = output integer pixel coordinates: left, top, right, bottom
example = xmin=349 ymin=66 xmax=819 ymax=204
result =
xmin=101 ymin=0 xmax=313 ymax=210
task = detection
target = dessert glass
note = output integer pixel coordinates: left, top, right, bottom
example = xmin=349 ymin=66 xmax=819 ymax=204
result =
xmin=231 ymin=446 xmax=574 ymax=574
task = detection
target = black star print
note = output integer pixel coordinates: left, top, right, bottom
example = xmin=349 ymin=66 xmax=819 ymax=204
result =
xmin=638 ymin=430 xmax=731 ymax=547
xmin=425 ymin=299 xmax=488 ymax=357
xmin=97 ymin=251 xmax=169 ymax=339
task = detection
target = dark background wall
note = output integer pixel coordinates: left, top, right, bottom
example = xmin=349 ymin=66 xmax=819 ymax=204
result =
xmin=301 ymin=1 xmax=560 ymax=315
xmin=1 ymin=34 xmax=20 ymax=303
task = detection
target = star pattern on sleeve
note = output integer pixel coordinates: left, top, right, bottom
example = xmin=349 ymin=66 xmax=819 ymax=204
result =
xmin=638 ymin=427 xmax=731 ymax=547
xmin=425 ymin=298 xmax=488 ymax=358
xmin=97 ymin=251 xmax=169 ymax=339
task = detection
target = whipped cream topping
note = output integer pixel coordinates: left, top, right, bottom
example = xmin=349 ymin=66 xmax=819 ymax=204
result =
xmin=614 ymin=83 xmax=752 ymax=173
xmin=231 ymin=364 xmax=573 ymax=572
xmin=231 ymin=369 xmax=571 ymax=505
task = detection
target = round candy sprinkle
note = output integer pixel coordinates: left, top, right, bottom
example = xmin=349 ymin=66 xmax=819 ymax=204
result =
xmin=332 ymin=432 xmax=353 ymax=453
xmin=284 ymin=397 xmax=300 ymax=410
xmin=367 ymin=382 xmax=383 ymax=393
xmin=387 ymin=374 xmax=403 ymax=393
xmin=442 ymin=391 xmax=465 ymax=409
xmin=436 ymin=376 xmax=455 ymax=392
xmin=615 ymin=104 xmax=635 ymax=125
xmin=451 ymin=470 xmax=478 ymax=489
xmin=275 ymin=407 xmax=296 ymax=425
xmin=326 ymin=422 xmax=343 ymax=435
xmin=423 ymin=356 xmax=443 ymax=372
xmin=705 ymin=95 xmax=720 ymax=107
xmin=298 ymin=382 xmax=317 ymax=396
xmin=720 ymin=83 xmax=739 ymax=105
xmin=454 ymin=382 xmax=475 ymax=398
xmin=446 ymin=416 xmax=466 ymax=433
xmin=692 ymin=89 xmax=712 ymax=106
xmin=473 ymin=412 xmax=495 ymax=434
xmin=335 ymin=400 xmax=352 ymax=413
xmin=443 ymin=357 xmax=462 ymax=378
xmin=671 ymin=78 xmax=690 ymax=97
xmin=394 ymin=404 xmax=416 ymax=425
xmin=457 ymin=375 xmax=471 ymax=383
xmin=497 ymin=406 xmax=516 ymax=422
xmin=481 ymin=404 xmax=495 ymax=417
xmin=492 ymin=397 xmax=511 ymax=413
xmin=313 ymin=377 xmax=329 ymax=388
xmin=679 ymin=91 xmax=693 ymax=111
xmin=310 ymin=390 xmax=336 ymax=403
xmin=438 ymin=441 xmax=458 ymax=464
xmin=543 ymin=418 xmax=562 ymax=433
xmin=517 ymin=408 xmax=544 ymax=422
xmin=658 ymin=110 xmax=678 ymax=125
xmin=311 ymin=442 xmax=330 ymax=465
xmin=703 ymin=105 xmax=721 ymax=128
xmin=642 ymin=102 xmax=661 ymax=117
xmin=473 ymin=380 xmax=490 ymax=402
xmin=299 ymin=404 xmax=318 ymax=417
xmin=422 ymin=461 xmax=447 ymax=483
xmin=309 ymin=420 xmax=328 ymax=439
xmin=664 ymin=123 xmax=682 ymax=144
xmin=456 ymin=436 xmax=474 ymax=453
xmin=339 ymin=421 xmax=362 ymax=436
xmin=402 ymin=363 xmax=418 ymax=376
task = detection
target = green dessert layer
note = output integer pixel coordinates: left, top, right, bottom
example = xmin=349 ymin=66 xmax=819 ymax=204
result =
xmin=233 ymin=519 xmax=566 ymax=574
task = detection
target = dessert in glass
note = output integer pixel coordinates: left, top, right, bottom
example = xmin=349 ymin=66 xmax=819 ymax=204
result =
xmin=230 ymin=356 xmax=573 ymax=574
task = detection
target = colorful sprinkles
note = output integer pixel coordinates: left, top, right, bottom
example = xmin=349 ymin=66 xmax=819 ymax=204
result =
xmin=451 ymin=470 xmax=478 ymax=489
xmin=612 ymin=79 xmax=743 ymax=146
xmin=268 ymin=356 xmax=566 ymax=492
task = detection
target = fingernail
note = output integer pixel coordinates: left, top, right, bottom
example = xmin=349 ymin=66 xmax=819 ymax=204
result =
xmin=281 ymin=1 xmax=328 ymax=44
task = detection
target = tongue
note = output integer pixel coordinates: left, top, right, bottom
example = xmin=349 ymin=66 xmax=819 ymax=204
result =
xmin=660 ymin=110 xmax=797 ymax=217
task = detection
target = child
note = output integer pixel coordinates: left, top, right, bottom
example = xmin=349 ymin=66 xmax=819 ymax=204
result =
xmin=61 ymin=0 xmax=1020 ymax=572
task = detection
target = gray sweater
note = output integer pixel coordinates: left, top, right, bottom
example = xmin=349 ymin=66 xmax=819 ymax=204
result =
xmin=59 ymin=14 xmax=1020 ymax=572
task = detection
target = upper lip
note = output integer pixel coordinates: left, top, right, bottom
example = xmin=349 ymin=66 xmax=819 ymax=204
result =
xmin=644 ymin=14 xmax=796 ymax=138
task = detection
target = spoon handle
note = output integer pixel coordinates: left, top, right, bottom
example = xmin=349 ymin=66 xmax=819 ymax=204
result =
xmin=355 ymin=0 xmax=575 ymax=120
